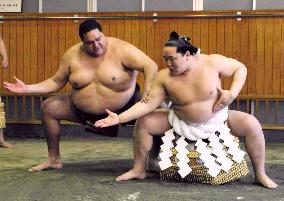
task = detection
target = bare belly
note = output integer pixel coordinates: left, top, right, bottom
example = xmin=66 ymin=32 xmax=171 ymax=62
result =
xmin=173 ymin=100 xmax=216 ymax=123
xmin=71 ymin=84 xmax=135 ymax=114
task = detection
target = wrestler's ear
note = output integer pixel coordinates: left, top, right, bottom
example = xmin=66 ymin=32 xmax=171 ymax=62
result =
xmin=170 ymin=31 xmax=179 ymax=39
xmin=185 ymin=51 xmax=191 ymax=57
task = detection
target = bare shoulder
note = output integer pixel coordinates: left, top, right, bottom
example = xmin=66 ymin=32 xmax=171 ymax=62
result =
xmin=205 ymin=54 xmax=231 ymax=66
xmin=108 ymin=37 xmax=142 ymax=53
xmin=107 ymin=37 xmax=155 ymax=68
xmin=63 ymin=43 xmax=81 ymax=58
xmin=207 ymin=54 xmax=227 ymax=61
xmin=59 ymin=43 xmax=81 ymax=67
xmin=157 ymin=69 xmax=169 ymax=82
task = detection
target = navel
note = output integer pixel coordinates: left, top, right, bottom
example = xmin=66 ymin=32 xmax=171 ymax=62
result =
xmin=112 ymin=77 xmax=116 ymax=81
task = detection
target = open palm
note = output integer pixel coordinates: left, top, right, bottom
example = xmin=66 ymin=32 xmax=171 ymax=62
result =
xmin=94 ymin=109 xmax=120 ymax=128
xmin=3 ymin=76 xmax=28 ymax=93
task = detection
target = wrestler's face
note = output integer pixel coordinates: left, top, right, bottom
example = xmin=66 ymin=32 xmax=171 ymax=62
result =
xmin=82 ymin=29 xmax=107 ymax=57
xmin=163 ymin=46 xmax=189 ymax=75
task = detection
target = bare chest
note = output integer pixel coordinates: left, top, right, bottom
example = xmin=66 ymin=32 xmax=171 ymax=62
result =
xmin=68 ymin=58 xmax=135 ymax=90
xmin=165 ymin=71 xmax=220 ymax=105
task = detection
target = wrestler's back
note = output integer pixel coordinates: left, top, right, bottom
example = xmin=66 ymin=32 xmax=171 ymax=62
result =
xmin=163 ymin=57 xmax=221 ymax=123
xmin=66 ymin=39 xmax=137 ymax=114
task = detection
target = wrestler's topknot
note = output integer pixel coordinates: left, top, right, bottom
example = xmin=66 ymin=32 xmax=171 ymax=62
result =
xmin=165 ymin=31 xmax=199 ymax=55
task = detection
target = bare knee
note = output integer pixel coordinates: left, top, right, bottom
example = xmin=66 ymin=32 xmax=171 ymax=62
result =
xmin=135 ymin=111 xmax=170 ymax=135
xmin=229 ymin=110 xmax=264 ymax=138
xmin=231 ymin=113 xmax=263 ymax=137
xmin=243 ymin=115 xmax=262 ymax=135
xmin=41 ymin=98 xmax=58 ymax=120
xmin=136 ymin=116 xmax=152 ymax=131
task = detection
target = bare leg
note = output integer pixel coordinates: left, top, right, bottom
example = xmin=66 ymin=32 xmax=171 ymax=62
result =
xmin=146 ymin=136 xmax=162 ymax=172
xmin=228 ymin=110 xmax=278 ymax=189
xmin=0 ymin=129 xmax=13 ymax=148
xmin=116 ymin=109 xmax=170 ymax=181
xmin=29 ymin=94 xmax=81 ymax=171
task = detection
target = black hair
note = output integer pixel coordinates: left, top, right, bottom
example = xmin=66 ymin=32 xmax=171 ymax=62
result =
xmin=79 ymin=19 xmax=102 ymax=40
xmin=164 ymin=31 xmax=199 ymax=55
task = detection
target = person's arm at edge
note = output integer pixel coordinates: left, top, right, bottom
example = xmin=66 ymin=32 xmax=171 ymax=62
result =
xmin=0 ymin=36 xmax=8 ymax=67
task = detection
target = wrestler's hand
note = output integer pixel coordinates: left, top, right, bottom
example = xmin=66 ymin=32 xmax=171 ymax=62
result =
xmin=94 ymin=109 xmax=120 ymax=128
xmin=213 ymin=88 xmax=234 ymax=112
xmin=2 ymin=58 xmax=8 ymax=69
xmin=3 ymin=76 xmax=28 ymax=93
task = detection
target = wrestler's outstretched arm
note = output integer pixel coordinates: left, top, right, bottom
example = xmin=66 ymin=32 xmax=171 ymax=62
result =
xmin=3 ymin=52 xmax=71 ymax=94
xmin=95 ymin=72 xmax=166 ymax=128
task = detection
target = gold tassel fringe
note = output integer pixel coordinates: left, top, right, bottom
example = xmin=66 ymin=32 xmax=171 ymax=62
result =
xmin=0 ymin=102 xmax=6 ymax=128
xmin=160 ymin=138 xmax=249 ymax=185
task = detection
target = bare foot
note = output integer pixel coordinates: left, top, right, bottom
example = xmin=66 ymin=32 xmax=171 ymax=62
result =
xmin=0 ymin=140 xmax=14 ymax=148
xmin=255 ymin=173 xmax=278 ymax=189
xmin=116 ymin=169 xmax=146 ymax=181
xmin=28 ymin=161 xmax=63 ymax=172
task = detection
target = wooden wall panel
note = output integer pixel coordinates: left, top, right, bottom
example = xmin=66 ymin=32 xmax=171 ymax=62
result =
xmin=223 ymin=18 xmax=233 ymax=90
xmin=9 ymin=20 xmax=17 ymax=85
xmin=248 ymin=17 xmax=257 ymax=94
xmin=281 ymin=19 xmax=284 ymax=95
xmin=272 ymin=18 xmax=281 ymax=95
xmin=177 ymin=17 xmax=186 ymax=37
xmin=58 ymin=17 xmax=66 ymax=91
xmin=208 ymin=18 xmax=217 ymax=54
xmin=216 ymin=18 xmax=225 ymax=87
xmin=185 ymin=18 xmax=193 ymax=47
xmin=131 ymin=14 xmax=143 ymax=89
xmin=264 ymin=18 xmax=273 ymax=94
xmin=37 ymin=19 xmax=45 ymax=83
xmin=23 ymin=19 xmax=31 ymax=84
xmin=16 ymin=20 xmax=24 ymax=81
xmin=256 ymin=19 xmax=265 ymax=94
xmin=30 ymin=19 xmax=38 ymax=85
xmin=116 ymin=15 xmax=125 ymax=41
xmin=159 ymin=18 xmax=170 ymax=71
xmin=109 ymin=14 xmax=117 ymax=38
xmin=44 ymin=19 xmax=52 ymax=80
xmin=240 ymin=19 xmax=249 ymax=95
xmin=0 ymin=11 xmax=284 ymax=97
xmin=97 ymin=13 xmax=110 ymax=36
xmin=146 ymin=19 xmax=155 ymax=64
xmin=200 ymin=19 xmax=209 ymax=54
xmin=51 ymin=20 xmax=59 ymax=76
xmin=154 ymin=19 xmax=162 ymax=68
xmin=192 ymin=19 xmax=201 ymax=50
xmin=124 ymin=16 xmax=132 ymax=43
